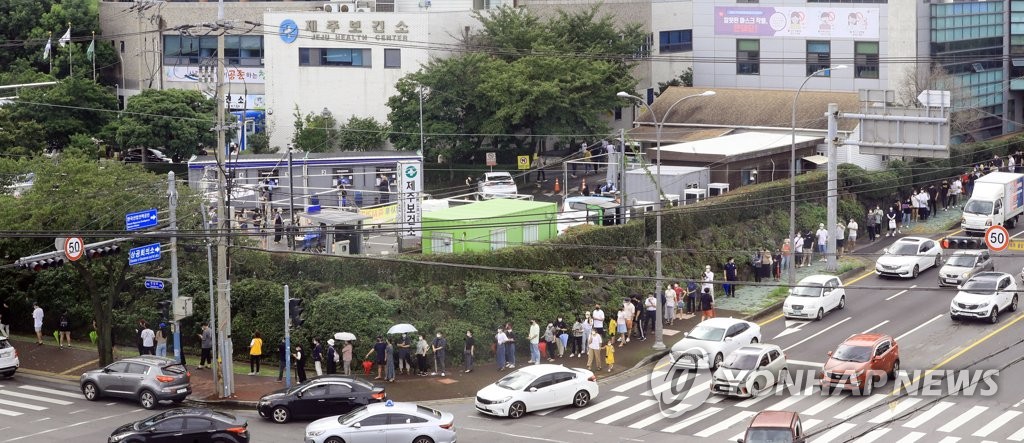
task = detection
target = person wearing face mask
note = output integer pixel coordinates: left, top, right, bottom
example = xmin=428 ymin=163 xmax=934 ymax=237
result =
xmin=554 ymin=316 xmax=568 ymax=358
xmin=432 ymin=331 xmax=447 ymax=377
xmin=463 ymin=330 xmax=475 ymax=373
xmin=415 ymin=335 xmax=429 ymax=376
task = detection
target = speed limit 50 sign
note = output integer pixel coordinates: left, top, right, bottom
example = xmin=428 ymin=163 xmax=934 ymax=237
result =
xmin=64 ymin=237 xmax=84 ymax=261
xmin=984 ymin=225 xmax=1009 ymax=252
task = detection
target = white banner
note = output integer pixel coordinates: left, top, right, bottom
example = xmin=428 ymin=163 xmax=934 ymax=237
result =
xmin=164 ymin=66 xmax=266 ymax=84
xmin=397 ymin=161 xmax=423 ymax=238
xmin=714 ymin=6 xmax=879 ymax=39
xmin=223 ymin=93 xmax=266 ymax=110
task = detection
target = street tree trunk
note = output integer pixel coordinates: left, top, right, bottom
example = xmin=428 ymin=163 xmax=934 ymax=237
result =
xmin=72 ymin=259 xmax=130 ymax=367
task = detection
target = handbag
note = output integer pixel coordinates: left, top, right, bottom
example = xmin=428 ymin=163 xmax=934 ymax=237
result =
xmin=888 ymin=219 xmax=896 ymax=229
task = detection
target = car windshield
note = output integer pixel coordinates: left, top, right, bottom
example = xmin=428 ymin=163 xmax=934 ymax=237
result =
xmin=722 ymin=353 xmax=760 ymax=370
xmin=745 ymin=428 xmax=795 ymax=443
xmin=138 ymin=409 xmax=187 ymax=428
xmin=338 ymin=406 xmax=368 ymax=426
xmin=964 ymin=199 xmax=993 ymax=215
xmin=832 ymin=344 xmax=872 ymax=363
xmin=887 ymin=244 xmax=919 ymax=255
xmin=496 ymin=371 xmax=535 ymax=390
xmin=790 ymin=285 xmax=822 ymax=297
xmin=961 ymin=278 xmax=998 ymax=295
xmin=687 ymin=325 xmax=726 ymax=342
xmin=946 ymin=255 xmax=978 ymax=267
xmin=417 ymin=405 xmax=441 ymax=419
xmin=161 ymin=364 xmax=187 ymax=375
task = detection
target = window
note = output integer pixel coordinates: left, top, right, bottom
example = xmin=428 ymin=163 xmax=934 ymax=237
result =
xmin=659 ymin=30 xmax=692 ymax=53
xmin=357 ymin=414 xmax=389 ymax=427
xmin=490 ymin=229 xmax=507 ymax=250
xmin=854 ymin=41 xmax=879 ymax=79
xmin=384 ymin=48 xmax=401 ymax=68
xmin=431 ymin=233 xmax=452 ymax=254
xmin=127 ymin=363 xmax=149 ymax=374
xmin=298 ymin=48 xmax=372 ymax=67
xmin=328 ymin=383 xmax=352 ymax=394
xmin=106 ymin=362 xmax=128 ymax=373
xmin=303 ymin=385 xmax=329 ymax=397
xmin=153 ymin=418 xmax=184 ymax=432
xmin=523 ymin=224 xmax=539 ymax=244
xmin=163 ymin=35 xmax=264 ymax=66
xmin=185 ymin=418 xmax=213 ymax=431
xmin=529 ymin=374 xmax=554 ymax=390
xmin=388 ymin=414 xmax=427 ymax=425
xmin=806 ymin=41 xmax=832 ymax=76
xmin=736 ymin=39 xmax=760 ymax=75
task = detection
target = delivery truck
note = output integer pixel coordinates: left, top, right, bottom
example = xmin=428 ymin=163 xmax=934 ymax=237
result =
xmin=961 ymin=172 xmax=1024 ymax=235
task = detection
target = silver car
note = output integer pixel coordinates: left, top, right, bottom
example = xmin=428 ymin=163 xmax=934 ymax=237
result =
xmin=938 ymin=250 xmax=993 ymax=287
xmin=0 ymin=337 xmax=19 ymax=378
xmin=305 ymin=401 xmax=456 ymax=443
xmin=80 ymin=356 xmax=191 ymax=409
xmin=711 ymin=344 xmax=787 ymax=398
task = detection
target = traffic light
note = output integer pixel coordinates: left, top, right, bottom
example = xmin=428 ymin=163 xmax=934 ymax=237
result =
xmin=941 ymin=236 xmax=984 ymax=250
xmin=86 ymin=245 xmax=121 ymax=259
xmin=289 ymin=298 xmax=304 ymax=328
xmin=19 ymin=257 xmax=65 ymax=272
xmin=157 ymin=300 xmax=172 ymax=323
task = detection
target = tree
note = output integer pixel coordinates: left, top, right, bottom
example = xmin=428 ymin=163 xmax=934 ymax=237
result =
xmin=112 ymin=89 xmax=216 ymax=160
xmin=896 ymin=65 xmax=984 ymax=143
xmin=292 ymin=106 xmax=340 ymax=153
xmin=656 ymin=67 xmax=693 ymax=97
xmin=337 ymin=116 xmax=389 ymax=151
xmin=1 ymin=77 xmax=118 ymax=151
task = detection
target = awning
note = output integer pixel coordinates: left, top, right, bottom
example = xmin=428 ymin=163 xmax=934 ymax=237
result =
xmin=802 ymin=154 xmax=829 ymax=165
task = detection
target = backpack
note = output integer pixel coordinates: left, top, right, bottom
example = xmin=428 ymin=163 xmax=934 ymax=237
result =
xmin=59 ymin=316 xmax=69 ymax=329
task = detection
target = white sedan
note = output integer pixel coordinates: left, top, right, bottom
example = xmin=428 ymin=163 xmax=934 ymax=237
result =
xmin=670 ymin=318 xmax=762 ymax=371
xmin=950 ymin=272 xmax=1019 ymax=323
xmin=305 ymin=401 xmax=456 ymax=443
xmin=783 ymin=275 xmax=846 ymax=321
xmin=875 ymin=236 xmax=943 ymax=278
xmin=711 ymin=344 xmax=788 ymax=398
xmin=474 ymin=364 xmax=598 ymax=419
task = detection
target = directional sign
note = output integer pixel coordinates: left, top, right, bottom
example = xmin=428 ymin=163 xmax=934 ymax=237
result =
xmin=126 ymin=208 xmax=159 ymax=231
xmin=64 ymin=237 xmax=84 ymax=262
xmin=128 ymin=243 xmax=162 ymax=266
xmin=985 ymin=225 xmax=1009 ymax=252
xmin=144 ymin=280 xmax=165 ymax=290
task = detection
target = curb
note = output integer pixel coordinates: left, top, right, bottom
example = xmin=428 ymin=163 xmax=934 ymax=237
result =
xmin=13 ymin=368 xmax=80 ymax=385
xmin=743 ymin=265 xmax=867 ymax=323
xmin=184 ymin=397 xmax=259 ymax=409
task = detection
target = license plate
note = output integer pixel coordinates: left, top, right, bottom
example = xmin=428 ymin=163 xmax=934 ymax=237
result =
xmin=793 ymin=310 xmax=801 ymax=315
xmin=176 ymin=388 xmax=188 ymax=394
xmin=945 ymin=278 xmax=958 ymax=284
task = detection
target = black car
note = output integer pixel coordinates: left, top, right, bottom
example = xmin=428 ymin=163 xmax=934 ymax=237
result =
xmin=108 ymin=408 xmax=249 ymax=443
xmin=122 ymin=148 xmax=172 ymax=163
xmin=257 ymin=375 xmax=386 ymax=423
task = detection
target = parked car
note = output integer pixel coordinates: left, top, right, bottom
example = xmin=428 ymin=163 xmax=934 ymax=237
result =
xmin=0 ymin=336 xmax=19 ymax=378
xmin=939 ymin=250 xmax=994 ymax=287
xmin=81 ymin=356 xmax=191 ymax=409
xmin=711 ymin=344 xmax=788 ymax=398
xmin=737 ymin=410 xmax=806 ymax=443
xmin=783 ymin=274 xmax=846 ymax=321
xmin=474 ymin=364 xmax=597 ymax=419
xmin=476 ymin=171 xmax=518 ymax=199
xmin=305 ymin=400 xmax=456 ymax=443
xmin=671 ymin=318 xmax=762 ymax=371
xmin=820 ymin=333 xmax=900 ymax=395
xmin=257 ymin=375 xmax=386 ymax=424
xmin=950 ymin=271 xmax=1019 ymax=323
xmin=122 ymin=148 xmax=172 ymax=163
xmin=108 ymin=408 xmax=249 ymax=443
xmin=874 ymin=236 xmax=943 ymax=278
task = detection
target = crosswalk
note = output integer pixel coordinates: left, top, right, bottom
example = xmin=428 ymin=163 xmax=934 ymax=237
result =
xmin=0 ymin=383 xmax=84 ymax=417
xmin=539 ymin=373 xmax=1024 ymax=442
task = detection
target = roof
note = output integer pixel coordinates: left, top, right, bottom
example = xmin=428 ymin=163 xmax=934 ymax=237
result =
xmin=624 ymin=165 xmax=707 ymax=176
xmin=300 ymin=209 xmax=371 ymax=226
xmin=895 ymin=236 xmax=931 ymax=244
xmin=123 ymin=355 xmax=179 ymax=365
xmin=566 ymin=197 xmax=620 ymax=209
xmin=798 ymin=274 xmax=839 ymax=285
xmin=803 ymin=154 xmax=829 ymax=165
xmin=364 ymin=402 xmax=421 ymax=414
xmin=625 ymin=126 xmax=737 ymax=144
xmin=483 ymin=171 xmax=513 ymax=178
xmin=970 ymin=271 xmax=1010 ymax=280
xmin=734 ymin=344 xmax=781 ymax=354
xmin=513 ymin=364 xmax=576 ymax=376
xmin=843 ymin=333 xmax=889 ymax=345
xmin=423 ymin=199 xmax=556 ymax=221
xmin=698 ymin=317 xmax=749 ymax=328
xmin=749 ymin=410 xmax=799 ymax=428
xmin=657 ymin=131 xmax=821 ymax=158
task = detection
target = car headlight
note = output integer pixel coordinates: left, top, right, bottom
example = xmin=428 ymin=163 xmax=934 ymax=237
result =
xmin=986 ymin=220 xmax=993 ymax=226
xmin=307 ymin=430 xmax=325 ymax=437
xmin=498 ymin=396 xmax=513 ymax=403
xmin=110 ymin=432 xmax=133 ymax=442
xmin=977 ymin=302 xmax=990 ymax=309
xmin=962 ymin=272 xmax=970 ymax=279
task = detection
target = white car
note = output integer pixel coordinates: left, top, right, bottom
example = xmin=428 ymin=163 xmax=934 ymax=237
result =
xmin=474 ymin=364 xmax=597 ymax=419
xmin=670 ymin=318 xmax=762 ymax=371
xmin=938 ymin=250 xmax=994 ymax=287
xmin=305 ymin=401 xmax=456 ymax=443
xmin=711 ymin=344 xmax=788 ymax=398
xmin=874 ymin=236 xmax=943 ymax=278
xmin=477 ymin=172 xmax=518 ymax=199
xmin=950 ymin=272 xmax=1019 ymax=323
xmin=0 ymin=336 xmax=18 ymax=378
xmin=783 ymin=275 xmax=846 ymax=320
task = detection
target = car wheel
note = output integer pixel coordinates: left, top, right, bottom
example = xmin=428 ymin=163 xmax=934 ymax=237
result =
xmin=750 ymin=381 xmax=761 ymax=397
xmin=1011 ymin=295 xmax=1019 ymax=312
xmin=82 ymin=382 xmax=99 ymax=401
xmin=712 ymin=353 xmax=723 ymax=371
xmin=990 ymin=308 xmax=999 ymax=324
xmin=572 ymin=390 xmax=591 ymax=408
xmin=934 ymin=256 xmax=941 ymax=268
xmin=890 ymin=359 xmax=900 ymax=379
xmin=815 ymin=308 xmax=824 ymax=321
xmin=412 ymin=437 xmax=435 ymax=443
xmin=912 ymin=265 xmax=919 ymax=278
xmin=838 ymin=296 xmax=846 ymax=310
xmin=324 ymin=438 xmax=345 ymax=443
xmin=950 ymin=314 xmax=959 ymax=322
xmin=779 ymin=368 xmax=790 ymax=387
xmin=508 ymin=401 xmax=526 ymax=419
xmin=750 ymin=337 xmax=759 ymax=344
xmin=138 ymin=390 xmax=157 ymax=410
xmin=272 ymin=406 xmax=291 ymax=424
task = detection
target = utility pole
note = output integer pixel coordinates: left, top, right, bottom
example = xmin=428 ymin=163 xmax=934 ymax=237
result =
xmin=287 ymin=143 xmax=296 ymax=251
xmin=826 ymin=103 xmax=839 ymax=272
xmin=619 ymin=128 xmax=627 ymax=224
xmin=168 ymin=172 xmax=182 ymax=363
xmin=284 ymin=285 xmax=292 ymax=388
xmin=214 ymin=0 xmax=234 ymax=397
xmin=201 ymin=201 xmax=218 ymax=396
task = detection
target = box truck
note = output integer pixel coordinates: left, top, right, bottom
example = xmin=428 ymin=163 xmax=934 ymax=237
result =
xmin=961 ymin=172 xmax=1024 ymax=235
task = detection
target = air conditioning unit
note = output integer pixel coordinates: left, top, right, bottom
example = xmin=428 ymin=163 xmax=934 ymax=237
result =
xmin=324 ymin=2 xmax=356 ymax=12
xmin=333 ymin=240 xmax=351 ymax=255
xmin=356 ymin=7 xmax=372 ymax=12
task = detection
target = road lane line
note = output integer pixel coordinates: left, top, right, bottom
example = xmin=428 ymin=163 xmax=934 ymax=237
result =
xmin=853 ymin=428 xmax=892 ymax=443
xmin=1009 ymin=426 xmax=1024 ymax=441
xmin=902 ymin=401 xmax=955 ymax=428
xmin=0 ymin=408 xmax=22 ymax=417
xmin=614 ymin=374 xmax=656 ymax=393
xmin=67 ymin=409 xmax=87 ymax=415
xmin=563 ymin=395 xmax=626 ymax=420
xmin=628 ymin=402 xmax=692 ymax=429
xmin=809 ymin=422 xmax=857 ymax=442
xmin=0 ymin=399 xmax=46 ymax=411
xmin=894 ymin=431 xmax=926 ymax=443
xmin=660 ymin=407 xmax=722 ymax=433
xmin=3 ymin=409 xmax=144 ymax=442
xmin=862 ymin=320 xmax=890 ymax=333
xmin=758 ymin=313 xmax=785 ymax=326
xmin=1014 ymin=397 xmax=1024 ymax=408
xmin=886 ymin=285 xmax=916 ymax=301
xmin=936 ymin=437 xmax=961 ymax=443
xmin=533 ymin=407 xmax=561 ymax=416
xmin=786 ymin=359 xmax=822 ymax=367
xmin=802 ymin=419 xmax=823 ymax=431
xmin=694 ymin=410 xmax=755 ymax=438
xmin=783 ymin=317 xmax=852 ymax=352
xmin=972 ymin=410 xmax=1022 ymax=437
xmin=595 ymin=399 xmax=658 ymax=424
xmin=0 ymin=390 xmax=72 ymax=405
xmin=835 ymin=394 xmax=886 ymax=420
xmin=800 ymin=394 xmax=844 ymax=416
xmin=566 ymin=429 xmax=592 ymax=435
xmin=937 ymin=405 xmax=987 ymax=432
xmin=894 ymin=314 xmax=943 ymax=342
xmin=461 ymin=427 xmax=569 ymax=443
xmin=18 ymin=385 xmax=83 ymax=399
xmin=30 ymin=418 xmax=49 ymax=423
xmin=868 ymin=397 xmax=923 ymax=423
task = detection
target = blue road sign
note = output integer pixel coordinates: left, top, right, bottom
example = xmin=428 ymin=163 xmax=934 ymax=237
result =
xmin=144 ymin=280 xmax=165 ymax=290
xmin=126 ymin=208 xmax=159 ymax=231
xmin=128 ymin=243 xmax=162 ymax=266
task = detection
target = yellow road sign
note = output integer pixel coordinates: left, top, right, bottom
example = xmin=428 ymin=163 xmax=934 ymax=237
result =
xmin=517 ymin=155 xmax=530 ymax=170
xmin=1009 ymin=239 xmax=1024 ymax=251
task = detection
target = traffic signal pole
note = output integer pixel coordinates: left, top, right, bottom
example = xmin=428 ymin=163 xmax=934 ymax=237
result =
xmin=168 ymin=172 xmax=182 ymax=363
xmin=284 ymin=285 xmax=291 ymax=388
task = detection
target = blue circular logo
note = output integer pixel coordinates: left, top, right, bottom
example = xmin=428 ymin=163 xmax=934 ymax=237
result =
xmin=279 ymin=19 xmax=299 ymax=44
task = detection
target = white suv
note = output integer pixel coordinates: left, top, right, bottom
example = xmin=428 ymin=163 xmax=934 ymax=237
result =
xmin=950 ymin=272 xmax=1019 ymax=324
xmin=477 ymin=172 xmax=518 ymax=199
xmin=0 ymin=337 xmax=20 ymax=378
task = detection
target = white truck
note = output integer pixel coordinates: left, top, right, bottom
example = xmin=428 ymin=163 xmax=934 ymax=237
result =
xmin=961 ymin=172 xmax=1024 ymax=235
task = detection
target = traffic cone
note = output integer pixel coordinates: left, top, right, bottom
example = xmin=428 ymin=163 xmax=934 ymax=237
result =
xmin=554 ymin=178 xmax=561 ymax=193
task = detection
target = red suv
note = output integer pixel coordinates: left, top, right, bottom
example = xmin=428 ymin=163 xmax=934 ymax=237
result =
xmin=821 ymin=333 xmax=900 ymax=395
xmin=738 ymin=411 xmax=806 ymax=443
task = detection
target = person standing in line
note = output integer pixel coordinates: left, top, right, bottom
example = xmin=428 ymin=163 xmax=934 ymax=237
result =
xmin=616 ymin=308 xmax=628 ymax=346
xmin=950 ymin=177 xmax=962 ymax=208
xmin=780 ymin=239 xmax=791 ymax=277
xmin=248 ymin=332 xmax=263 ymax=375
xmin=276 ymin=339 xmax=287 ymax=382
xmin=835 ymin=223 xmax=846 ymax=259
xmin=495 ymin=328 xmax=508 ymax=371
xmin=31 ymin=302 xmax=44 ymax=345
xmin=815 ymin=223 xmax=829 ymax=262
xmin=643 ymin=293 xmax=657 ymax=334
xmin=155 ymin=324 xmax=168 ymax=357
xmin=384 ymin=339 xmax=396 ymax=382
xmin=847 ymin=218 xmax=858 ymax=251
xmin=582 ymin=314 xmax=594 ymax=352
xmin=141 ymin=323 xmax=155 ymax=355
xmin=700 ymin=287 xmax=715 ymax=321
xmin=294 ymin=343 xmax=307 ymax=384
xmin=325 ymin=339 xmax=337 ymax=375
xmin=570 ymin=318 xmax=584 ymax=358
xmin=901 ymin=198 xmax=912 ymax=229
xmin=664 ymin=287 xmax=676 ymax=326
xmin=751 ymin=250 xmax=763 ymax=283
xmin=554 ymin=317 xmax=568 ymax=358
xmin=703 ymin=265 xmax=715 ymax=298
xmin=685 ymin=279 xmax=698 ymax=315
xmin=57 ymin=311 xmax=71 ymax=348
xmin=760 ymin=249 xmax=774 ymax=281
xmin=312 ymin=338 xmax=324 ymax=376
xmin=397 ymin=333 xmax=412 ymax=375
xmin=134 ymin=319 xmax=146 ymax=354
xmin=586 ymin=330 xmax=603 ymax=371
xmin=342 ymin=340 xmax=353 ymax=376
xmin=910 ymin=190 xmax=920 ymax=222
xmin=591 ymin=305 xmax=605 ymax=337
xmin=604 ymin=340 xmax=615 ymax=373
xmin=431 ymin=332 xmax=447 ymax=377
xmin=629 ymin=295 xmax=645 ymax=341
xmin=197 ymin=323 xmax=213 ymax=369
xmin=273 ymin=210 xmax=283 ymax=244
xmin=527 ymin=319 xmax=541 ymax=365
xmin=0 ymin=299 xmax=10 ymax=338
xmin=772 ymin=249 xmax=783 ymax=281
xmin=886 ymin=206 xmax=898 ymax=237
xmin=622 ymin=298 xmax=636 ymax=342
xmin=673 ymin=284 xmax=684 ymax=320
xmin=366 ymin=337 xmax=388 ymax=380
xmin=940 ymin=180 xmax=950 ymax=211
xmin=873 ymin=205 xmax=884 ymax=241
xmin=504 ymin=325 xmax=517 ymax=368
xmin=543 ymin=323 xmax=557 ymax=362
xmin=793 ymin=234 xmax=805 ymax=268
xmin=415 ymin=335 xmax=429 ymax=376
xmin=463 ymin=330 xmax=475 ymax=373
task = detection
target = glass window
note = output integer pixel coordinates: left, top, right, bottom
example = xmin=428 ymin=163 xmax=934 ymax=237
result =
xmin=153 ymin=418 xmax=184 ymax=432
xmin=388 ymin=413 xmax=428 ymax=425
xmin=328 ymin=383 xmax=352 ymax=394
xmin=659 ymin=30 xmax=692 ymax=53
xmin=854 ymin=41 xmax=879 ymax=79
xmin=357 ymin=414 xmax=389 ymax=427
xmin=298 ymin=48 xmax=372 ymax=67
xmin=163 ymin=35 xmax=262 ymax=66
xmin=384 ymin=48 xmax=401 ymax=68
xmin=127 ymin=363 xmax=149 ymax=375
xmin=490 ymin=229 xmax=507 ymax=251
xmin=299 ymin=48 xmax=311 ymax=65
xmin=523 ymin=224 xmax=539 ymax=244
xmin=185 ymin=418 xmax=213 ymax=431
xmin=737 ymin=39 xmax=760 ymax=75
xmin=106 ymin=362 xmax=129 ymax=373
xmin=806 ymin=40 xmax=831 ymax=76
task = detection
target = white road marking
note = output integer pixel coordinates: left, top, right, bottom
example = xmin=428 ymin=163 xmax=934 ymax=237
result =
xmin=1010 ymin=427 xmax=1024 ymax=442
xmin=0 ymin=390 xmax=72 ymax=406
xmin=461 ymin=427 xmax=568 ymax=443
xmin=644 ymin=373 xmax=685 ymax=397
xmin=533 ymin=407 xmax=562 ymax=416
xmin=1013 ymin=397 xmax=1024 ymax=408
xmin=852 ymin=427 xmax=891 ymax=443
xmin=30 ymin=418 xmax=49 ymax=423
xmin=783 ymin=317 xmax=852 ymax=352
xmin=936 ymin=437 xmax=961 ymax=443
xmin=595 ymin=400 xmax=658 ymax=425
xmin=563 ymin=395 xmax=626 ymax=420
xmin=937 ymin=405 xmax=987 ymax=432
xmin=868 ymin=398 xmax=923 ymax=423
xmin=862 ymin=320 xmax=890 ymax=334
xmin=18 ymin=385 xmax=83 ymax=399
xmin=694 ymin=410 xmax=755 ymax=438
xmin=0 ymin=399 xmax=46 ymax=411
xmin=809 ymin=422 xmax=858 ymax=442
xmin=799 ymin=393 xmax=845 ymax=416
xmin=660 ymin=407 xmax=722 ymax=433
xmin=67 ymin=409 xmax=87 ymax=415
xmin=620 ymin=439 xmax=644 ymax=442
xmin=895 ymin=314 xmax=943 ymax=342
xmin=3 ymin=408 xmax=144 ymax=442
xmin=803 ymin=419 xmax=823 ymax=431
xmin=785 ymin=359 xmax=822 ymax=367
xmin=886 ymin=286 xmax=916 ymax=301
xmin=894 ymin=431 xmax=926 ymax=443
xmin=566 ymin=429 xmax=591 ymax=435
xmin=614 ymin=375 xmax=656 ymax=393
xmin=972 ymin=410 xmax=1022 ymax=437
xmin=0 ymin=408 xmax=22 ymax=417
xmin=627 ymin=402 xmax=691 ymax=429
xmin=902 ymin=401 xmax=955 ymax=428
xmin=763 ymin=386 xmax=813 ymax=411
xmin=835 ymin=394 xmax=886 ymax=420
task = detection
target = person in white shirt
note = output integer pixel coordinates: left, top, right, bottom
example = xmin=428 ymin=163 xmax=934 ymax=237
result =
xmin=847 ymin=218 xmax=859 ymax=250
xmin=644 ymin=294 xmax=657 ymax=335
xmin=31 ymin=302 xmax=44 ymax=345
xmin=591 ymin=305 xmax=605 ymax=337
xmin=949 ymin=178 xmax=962 ymax=208
xmin=527 ymin=320 xmax=540 ymax=365
xmin=622 ymin=299 xmax=636 ymax=343
xmin=793 ymin=234 xmax=805 ymax=268
xmin=664 ymin=287 xmax=676 ymax=326
xmin=140 ymin=324 xmax=155 ymax=355
xmin=586 ymin=330 xmax=603 ymax=371
xmin=702 ymin=265 xmax=715 ymax=298
xmin=815 ymin=223 xmax=829 ymax=262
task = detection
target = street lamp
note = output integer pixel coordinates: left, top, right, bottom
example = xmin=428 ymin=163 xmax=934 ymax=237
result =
xmin=618 ymin=89 xmax=715 ymax=351
xmin=789 ymin=65 xmax=847 ymax=288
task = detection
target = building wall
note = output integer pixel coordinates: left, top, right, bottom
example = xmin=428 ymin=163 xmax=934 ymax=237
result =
xmin=421 ymin=203 xmax=556 ymax=253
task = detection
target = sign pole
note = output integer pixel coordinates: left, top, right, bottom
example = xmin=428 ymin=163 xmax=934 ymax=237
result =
xmin=284 ymin=285 xmax=291 ymax=389
xmin=169 ymin=172 xmax=183 ymax=364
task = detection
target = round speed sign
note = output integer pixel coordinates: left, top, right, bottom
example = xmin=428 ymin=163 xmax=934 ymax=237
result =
xmin=64 ymin=237 xmax=85 ymax=261
xmin=984 ymin=225 xmax=1010 ymax=252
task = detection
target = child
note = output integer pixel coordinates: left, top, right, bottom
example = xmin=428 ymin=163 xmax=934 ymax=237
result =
xmin=604 ymin=341 xmax=615 ymax=372
xmin=607 ymin=316 xmax=617 ymax=341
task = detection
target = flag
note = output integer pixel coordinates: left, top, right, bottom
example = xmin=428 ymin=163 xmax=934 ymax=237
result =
xmin=58 ymin=27 xmax=71 ymax=47
xmin=42 ymin=38 xmax=51 ymax=60
xmin=86 ymin=38 xmax=95 ymax=61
